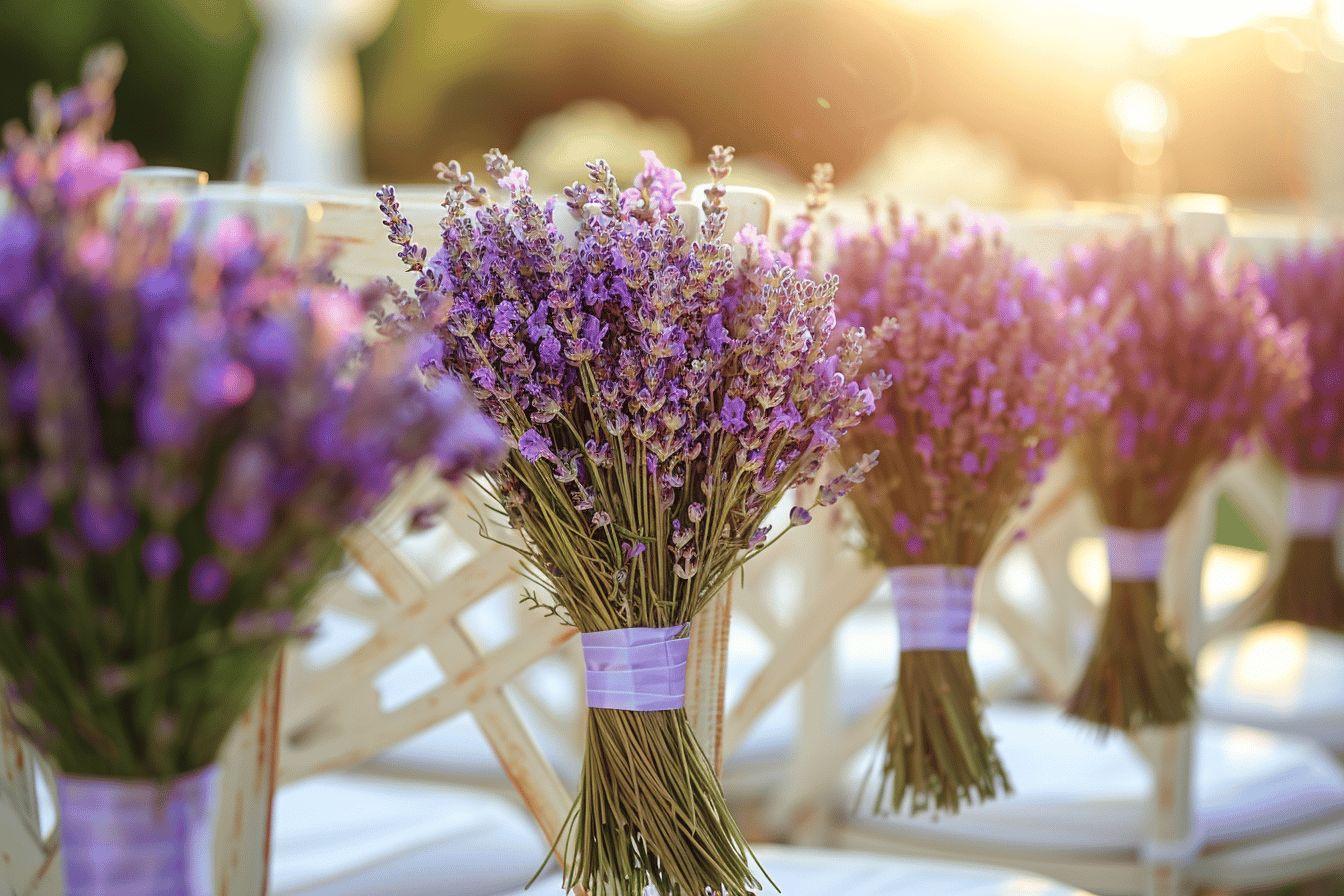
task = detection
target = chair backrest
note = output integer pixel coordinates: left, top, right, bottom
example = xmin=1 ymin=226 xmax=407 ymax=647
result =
xmin=734 ymin=202 xmax=1328 ymax=896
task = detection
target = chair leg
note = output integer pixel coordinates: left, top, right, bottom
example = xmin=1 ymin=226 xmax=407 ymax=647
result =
xmin=2 ymin=700 xmax=59 ymax=896
xmin=1144 ymin=722 xmax=1198 ymax=896
xmin=214 ymin=657 xmax=285 ymax=896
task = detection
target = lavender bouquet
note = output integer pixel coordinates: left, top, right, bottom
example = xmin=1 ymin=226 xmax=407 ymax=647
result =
xmin=1259 ymin=244 xmax=1344 ymax=631
xmin=379 ymin=147 xmax=877 ymax=896
xmin=1060 ymin=229 xmax=1308 ymax=731
xmin=0 ymin=54 xmax=499 ymax=894
xmin=828 ymin=199 xmax=1114 ymax=813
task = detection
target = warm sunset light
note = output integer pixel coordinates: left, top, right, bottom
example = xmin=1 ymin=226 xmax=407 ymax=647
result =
xmin=892 ymin=0 xmax=1317 ymax=40
xmin=3 ymin=3 xmax=1342 ymax=895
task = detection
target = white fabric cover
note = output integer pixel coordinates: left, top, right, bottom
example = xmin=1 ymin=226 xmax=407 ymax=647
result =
xmin=845 ymin=702 xmax=1344 ymax=854
xmin=517 ymin=845 xmax=1092 ymax=895
xmin=365 ymin=601 xmax=1029 ymax=790
xmin=269 ymin=773 xmax=548 ymax=896
xmin=1199 ymin=622 xmax=1344 ymax=751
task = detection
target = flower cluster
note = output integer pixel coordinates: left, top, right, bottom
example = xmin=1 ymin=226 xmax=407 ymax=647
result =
xmin=829 ymin=202 xmax=1114 ymax=566
xmin=1258 ymin=242 xmax=1344 ymax=474
xmin=380 ymin=147 xmax=877 ymax=630
xmin=1061 ymin=229 xmax=1309 ymax=528
xmin=0 ymin=54 xmax=501 ymax=777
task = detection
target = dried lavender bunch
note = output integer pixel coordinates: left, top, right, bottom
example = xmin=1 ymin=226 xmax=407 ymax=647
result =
xmin=0 ymin=57 xmax=502 ymax=778
xmin=828 ymin=199 xmax=1114 ymax=813
xmin=380 ymin=147 xmax=876 ymax=896
xmin=1258 ymin=244 xmax=1344 ymax=631
xmin=1060 ymin=228 xmax=1308 ymax=731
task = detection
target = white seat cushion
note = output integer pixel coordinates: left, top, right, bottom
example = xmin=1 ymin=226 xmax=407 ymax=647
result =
xmin=517 ymin=845 xmax=1092 ymax=894
xmin=269 ymin=773 xmax=548 ymax=896
xmin=1199 ymin=622 xmax=1344 ymax=751
xmin=844 ymin=702 xmax=1344 ymax=854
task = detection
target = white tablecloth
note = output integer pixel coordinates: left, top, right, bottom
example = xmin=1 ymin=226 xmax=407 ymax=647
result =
xmin=846 ymin=701 xmax=1344 ymax=853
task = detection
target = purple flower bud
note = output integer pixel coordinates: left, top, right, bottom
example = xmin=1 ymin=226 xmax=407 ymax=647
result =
xmin=193 ymin=356 xmax=256 ymax=409
xmin=0 ymin=212 xmax=40 ymax=307
xmin=9 ymin=478 xmax=51 ymax=536
xmin=748 ymin=526 xmax=771 ymax=549
xmin=75 ymin=493 xmax=136 ymax=554
xmin=789 ymin=506 xmax=812 ymax=526
xmin=142 ymin=534 xmax=182 ymax=580
xmin=245 ymin=318 xmax=299 ymax=378
xmin=207 ymin=502 xmax=271 ymax=554
xmin=7 ymin=361 xmax=38 ymax=417
xmin=720 ymin=397 xmax=747 ymax=433
xmin=189 ymin=557 xmax=230 ymax=605
xmin=518 ymin=428 xmax=552 ymax=463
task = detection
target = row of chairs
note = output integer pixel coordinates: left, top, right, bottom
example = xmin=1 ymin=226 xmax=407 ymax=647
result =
xmin=1 ymin=176 xmax=1342 ymax=896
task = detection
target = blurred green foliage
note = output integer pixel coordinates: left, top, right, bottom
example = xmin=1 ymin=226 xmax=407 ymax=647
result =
xmin=0 ymin=0 xmax=256 ymax=176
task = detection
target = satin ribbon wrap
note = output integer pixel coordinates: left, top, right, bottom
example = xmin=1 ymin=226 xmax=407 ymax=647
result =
xmin=889 ymin=565 xmax=976 ymax=651
xmin=581 ymin=625 xmax=690 ymax=711
xmin=56 ymin=765 xmax=218 ymax=896
xmin=1285 ymin=474 xmax=1344 ymax=538
xmin=1105 ymin=527 xmax=1166 ymax=582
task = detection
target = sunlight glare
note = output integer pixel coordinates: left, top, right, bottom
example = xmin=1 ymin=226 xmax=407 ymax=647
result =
xmin=892 ymin=0 xmax=1316 ymax=40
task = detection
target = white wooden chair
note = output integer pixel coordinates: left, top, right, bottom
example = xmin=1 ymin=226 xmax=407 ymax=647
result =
xmin=1 ymin=174 xmax=1099 ymax=896
xmin=989 ymin=206 xmax=1344 ymax=753
xmin=251 ymin=179 xmax=1101 ymax=895
xmin=755 ymin=204 xmax=1344 ymax=896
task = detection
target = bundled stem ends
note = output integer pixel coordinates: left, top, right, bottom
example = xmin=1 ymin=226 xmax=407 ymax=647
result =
xmin=876 ymin=650 xmax=1009 ymax=814
xmin=565 ymin=709 xmax=759 ymax=896
xmin=1267 ymin=537 xmax=1344 ymax=632
xmin=1065 ymin=579 xmax=1194 ymax=730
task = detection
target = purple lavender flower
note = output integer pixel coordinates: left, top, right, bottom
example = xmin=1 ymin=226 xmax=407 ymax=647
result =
xmin=1259 ymin=243 xmax=1344 ymax=476
xmin=142 ymin=534 xmax=182 ymax=580
xmin=74 ymin=493 xmax=136 ymax=554
xmin=380 ymin=145 xmax=874 ymax=641
xmin=0 ymin=213 xmax=41 ymax=308
xmin=9 ymin=479 xmax=51 ymax=536
xmin=828 ymin=205 xmax=1116 ymax=565
xmin=1060 ymin=229 xmax=1308 ymax=527
xmin=188 ymin=558 xmax=230 ymax=605
xmin=0 ymin=53 xmax=502 ymax=780
xmin=518 ymin=429 xmax=553 ymax=463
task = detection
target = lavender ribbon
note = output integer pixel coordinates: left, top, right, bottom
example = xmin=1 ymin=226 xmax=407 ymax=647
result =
xmin=1105 ymin=527 xmax=1166 ymax=582
xmin=581 ymin=625 xmax=690 ymax=711
xmin=1285 ymin=473 xmax=1344 ymax=537
xmin=889 ymin=565 xmax=976 ymax=651
xmin=57 ymin=765 xmax=218 ymax=896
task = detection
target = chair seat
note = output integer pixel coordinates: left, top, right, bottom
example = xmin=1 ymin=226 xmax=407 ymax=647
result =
xmin=1199 ymin=621 xmax=1344 ymax=752
xmin=518 ymin=845 xmax=1093 ymax=895
xmin=843 ymin=702 xmax=1344 ymax=855
xmin=269 ymin=772 xmax=548 ymax=896
xmin=363 ymin=606 xmax=1028 ymax=795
